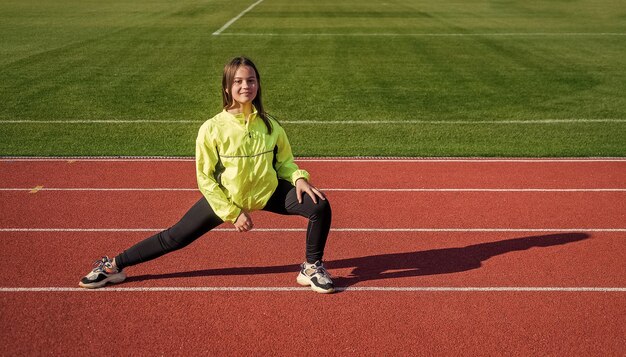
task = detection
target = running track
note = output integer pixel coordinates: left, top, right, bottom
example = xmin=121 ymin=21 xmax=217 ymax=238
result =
xmin=0 ymin=158 xmax=624 ymax=355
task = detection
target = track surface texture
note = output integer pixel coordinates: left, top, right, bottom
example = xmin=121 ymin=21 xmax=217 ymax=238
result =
xmin=0 ymin=158 xmax=625 ymax=356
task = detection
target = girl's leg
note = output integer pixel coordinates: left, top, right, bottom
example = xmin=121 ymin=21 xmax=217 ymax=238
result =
xmin=114 ymin=196 xmax=223 ymax=270
xmin=263 ymin=180 xmax=332 ymax=264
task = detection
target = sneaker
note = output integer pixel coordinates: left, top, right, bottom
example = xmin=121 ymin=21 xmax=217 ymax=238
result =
xmin=79 ymin=256 xmax=126 ymax=289
xmin=296 ymin=260 xmax=335 ymax=294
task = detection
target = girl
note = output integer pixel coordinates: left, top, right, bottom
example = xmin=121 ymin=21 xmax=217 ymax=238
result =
xmin=79 ymin=57 xmax=334 ymax=293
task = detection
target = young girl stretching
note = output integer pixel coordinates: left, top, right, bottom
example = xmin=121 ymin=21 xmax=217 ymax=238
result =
xmin=79 ymin=56 xmax=334 ymax=293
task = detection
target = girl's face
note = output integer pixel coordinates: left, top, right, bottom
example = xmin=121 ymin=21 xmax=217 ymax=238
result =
xmin=229 ymin=65 xmax=258 ymax=107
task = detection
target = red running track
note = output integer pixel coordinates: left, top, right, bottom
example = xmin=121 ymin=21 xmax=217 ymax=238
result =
xmin=0 ymin=158 xmax=625 ymax=356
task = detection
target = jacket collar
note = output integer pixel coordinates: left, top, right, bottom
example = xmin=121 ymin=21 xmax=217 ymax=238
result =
xmin=223 ymin=106 xmax=258 ymax=124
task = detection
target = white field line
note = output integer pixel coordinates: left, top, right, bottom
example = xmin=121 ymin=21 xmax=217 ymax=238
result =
xmin=217 ymin=32 xmax=626 ymax=37
xmin=0 ymin=120 xmax=200 ymax=124
xmin=1 ymin=157 xmax=626 ymax=162
xmin=1 ymin=119 xmax=625 ymax=124
xmin=1 ymin=187 xmax=625 ymax=192
xmin=1 ymin=228 xmax=625 ymax=233
xmin=290 ymin=119 xmax=626 ymax=124
xmin=212 ymin=0 xmax=264 ymax=35
xmin=0 ymin=286 xmax=624 ymax=292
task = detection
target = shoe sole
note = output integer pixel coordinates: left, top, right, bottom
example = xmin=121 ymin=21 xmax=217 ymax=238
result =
xmin=297 ymin=272 xmax=335 ymax=294
xmin=79 ymin=271 xmax=127 ymax=289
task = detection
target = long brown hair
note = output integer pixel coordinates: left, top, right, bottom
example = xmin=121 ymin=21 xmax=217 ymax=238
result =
xmin=221 ymin=56 xmax=272 ymax=134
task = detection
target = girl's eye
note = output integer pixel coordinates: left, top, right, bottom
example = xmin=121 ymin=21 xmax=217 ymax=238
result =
xmin=234 ymin=80 xmax=242 ymax=84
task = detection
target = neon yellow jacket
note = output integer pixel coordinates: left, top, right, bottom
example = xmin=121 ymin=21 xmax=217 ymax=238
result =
xmin=196 ymin=109 xmax=309 ymax=223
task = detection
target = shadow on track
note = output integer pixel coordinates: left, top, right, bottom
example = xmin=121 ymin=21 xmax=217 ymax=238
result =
xmin=125 ymin=233 xmax=590 ymax=286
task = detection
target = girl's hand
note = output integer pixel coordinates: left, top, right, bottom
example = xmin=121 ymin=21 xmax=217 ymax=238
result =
xmin=234 ymin=211 xmax=254 ymax=232
xmin=295 ymin=178 xmax=327 ymax=204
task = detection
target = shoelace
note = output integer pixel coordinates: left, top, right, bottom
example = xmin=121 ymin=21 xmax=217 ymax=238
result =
xmin=91 ymin=257 xmax=109 ymax=273
xmin=314 ymin=265 xmax=332 ymax=280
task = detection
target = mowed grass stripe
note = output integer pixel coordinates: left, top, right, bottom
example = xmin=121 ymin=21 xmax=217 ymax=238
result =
xmin=1 ymin=0 xmax=625 ymax=156
xmin=0 ymin=121 xmax=624 ymax=156
xmin=219 ymin=32 xmax=626 ymax=37
xmin=1 ymin=119 xmax=624 ymax=124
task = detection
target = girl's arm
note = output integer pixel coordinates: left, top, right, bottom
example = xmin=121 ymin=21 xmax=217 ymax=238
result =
xmin=195 ymin=122 xmax=242 ymax=223
xmin=275 ymin=125 xmax=326 ymax=203
xmin=274 ymin=125 xmax=310 ymax=184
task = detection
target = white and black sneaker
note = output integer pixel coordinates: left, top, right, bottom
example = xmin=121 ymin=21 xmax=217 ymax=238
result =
xmin=79 ymin=256 xmax=126 ymax=289
xmin=297 ymin=260 xmax=335 ymax=294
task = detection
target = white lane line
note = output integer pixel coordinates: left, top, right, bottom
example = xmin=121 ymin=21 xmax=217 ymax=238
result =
xmin=212 ymin=0 xmax=264 ymax=36
xmin=1 ymin=187 xmax=625 ymax=192
xmin=324 ymin=188 xmax=626 ymax=192
xmin=0 ymin=188 xmax=198 ymax=192
xmin=0 ymin=157 xmax=196 ymax=162
xmin=1 ymin=286 xmax=624 ymax=292
xmin=0 ymin=187 xmax=613 ymax=192
xmin=1 ymin=228 xmax=625 ymax=233
xmin=297 ymin=158 xmax=626 ymax=163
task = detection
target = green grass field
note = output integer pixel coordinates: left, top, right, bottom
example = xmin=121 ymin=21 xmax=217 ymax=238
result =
xmin=1 ymin=0 xmax=625 ymax=156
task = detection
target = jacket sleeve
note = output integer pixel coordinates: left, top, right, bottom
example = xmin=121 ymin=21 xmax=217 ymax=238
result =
xmin=274 ymin=125 xmax=310 ymax=185
xmin=195 ymin=122 xmax=242 ymax=223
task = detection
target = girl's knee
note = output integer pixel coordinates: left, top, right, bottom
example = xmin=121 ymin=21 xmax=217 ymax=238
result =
xmin=159 ymin=229 xmax=189 ymax=252
xmin=310 ymin=197 xmax=331 ymax=218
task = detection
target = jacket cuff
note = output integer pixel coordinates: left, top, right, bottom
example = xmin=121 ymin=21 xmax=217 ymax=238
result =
xmin=291 ymin=169 xmax=310 ymax=185
xmin=222 ymin=206 xmax=242 ymax=224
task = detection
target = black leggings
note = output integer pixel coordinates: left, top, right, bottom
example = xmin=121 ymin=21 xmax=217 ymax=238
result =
xmin=114 ymin=180 xmax=332 ymax=269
